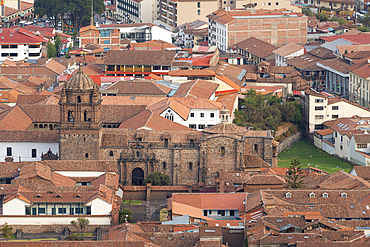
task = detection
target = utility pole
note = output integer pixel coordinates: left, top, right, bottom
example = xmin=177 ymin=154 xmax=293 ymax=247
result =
xmin=91 ymin=0 xmax=94 ymax=26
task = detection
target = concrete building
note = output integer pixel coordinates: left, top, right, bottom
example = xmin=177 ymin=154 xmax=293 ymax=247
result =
xmin=207 ymin=9 xmax=307 ymax=51
xmin=273 ymin=43 xmax=304 ymax=66
xmin=116 ymin=0 xmax=158 ymax=23
xmin=348 ymin=57 xmax=370 ymax=108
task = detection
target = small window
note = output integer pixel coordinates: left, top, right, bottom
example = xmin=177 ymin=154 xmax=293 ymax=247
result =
xmin=332 ymin=106 xmax=339 ymax=110
xmin=317 ymin=0 xmax=320 ymax=4
xmin=38 ymin=208 xmax=46 ymax=214
xmin=253 ymin=144 xmax=258 ymax=153
xmin=315 ymin=99 xmax=324 ymax=103
xmin=332 ymin=115 xmax=339 ymax=119
xmin=198 ymin=124 xmax=205 ymax=129
xmin=77 ymin=96 xmax=81 ymax=103
xmin=200 ymin=113 xmax=205 ymax=117
xmin=58 ymin=208 xmax=66 ymax=214
xmin=309 ymin=192 xmax=315 ymax=198
xmin=221 ymin=146 xmax=225 ymax=156
xmin=189 ymin=124 xmax=196 ymax=129
xmin=163 ymin=162 xmax=167 ymax=170
xmin=6 ymin=147 xmax=12 ymax=157
xmin=109 ymin=151 xmax=114 ymax=156
xmin=286 ymin=192 xmax=291 ymax=198
xmin=190 ymin=113 xmax=195 ymax=117
xmin=190 ymin=139 xmax=194 ymax=148
xmin=357 ymin=143 xmax=367 ymax=149
xmin=268 ymin=2 xmax=271 ymax=5
xmin=197 ymin=9 xmax=200 ymax=15
xmin=315 ymin=106 xmax=323 ymax=110
xmin=230 ymin=210 xmax=235 ymax=216
xmin=315 ymin=115 xmax=324 ymax=120
xmin=164 ymin=139 xmax=169 ymax=148
xmin=322 ymin=193 xmax=328 ymax=198
xmin=210 ymin=113 xmax=215 ymax=118
xmin=197 ymin=1 xmax=200 ymax=7
xmin=218 ymin=210 xmax=225 ymax=216
xmin=189 ymin=162 xmax=193 ymax=170
xmin=136 ymin=151 xmax=140 ymax=158
xmin=341 ymin=193 xmax=347 ymax=198
xmin=31 ymin=149 xmax=37 ymax=158
xmin=85 ymin=153 xmax=89 ymax=158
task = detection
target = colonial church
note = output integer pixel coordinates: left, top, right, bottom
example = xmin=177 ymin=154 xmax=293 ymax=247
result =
xmin=58 ymin=72 xmax=277 ymax=186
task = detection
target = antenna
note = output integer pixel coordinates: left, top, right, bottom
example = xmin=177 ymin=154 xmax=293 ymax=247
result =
xmin=91 ymin=0 xmax=94 ymax=26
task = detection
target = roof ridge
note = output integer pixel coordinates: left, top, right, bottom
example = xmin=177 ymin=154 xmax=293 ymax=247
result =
xmin=144 ymin=109 xmax=154 ymax=128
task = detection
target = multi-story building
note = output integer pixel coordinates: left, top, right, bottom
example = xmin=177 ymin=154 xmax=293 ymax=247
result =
xmin=273 ymin=43 xmax=304 ymax=67
xmin=207 ymin=9 xmax=307 ymax=51
xmin=116 ymin=0 xmax=158 ymax=23
xmin=348 ymin=57 xmax=370 ymax=108
xmin=78 ymin=25 xmax=120 ymax=49
xmin=0 ymin=27 xmax=43 ymax=63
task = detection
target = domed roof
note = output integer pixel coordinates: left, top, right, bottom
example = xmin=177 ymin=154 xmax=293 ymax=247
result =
xmin=65 ymin=71 xmax=96 ymax=90
xmin=203 ymin=123 xmax=248 ymax=135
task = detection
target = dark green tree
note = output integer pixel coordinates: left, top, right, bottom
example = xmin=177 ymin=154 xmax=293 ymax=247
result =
xmin=286 ymin=159 xmax=305 ymax=189
xmin=302 ymin=8 xmax=312 ymax=16
xmin=143 ymin=172 xmax=171 ymax=186
xmin=71 ymin=217 xmax=90 ymax=238
xmin=0 ymin=223 xmax=13 ymax=241
xmin=361 ymin=13 xmax=370 ymax=27
xmin=315 ymin=13 xmax=328 ymax=22
xmin=54 ymin=35 xmax=62 ymax=57
xmin=34 ymin=0 xmax=65 ymax=29
xmin=47 ymin=42 xmax=57 ymax=58
xmin=119 ymin=209 xmax=134 ymax=224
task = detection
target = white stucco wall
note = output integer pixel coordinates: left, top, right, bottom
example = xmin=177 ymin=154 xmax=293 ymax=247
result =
xmin=322 ymin=141 xmax=335 ymax=155
xmin=151 ymin=26 xmax=173 ymax=44
xmin=0 ymin=216 xmax=111 ymax=225
xmin=0 ymin=142 xmax=58 ymax=162
xmin=350 ymin=136 xmax=368 ymax=166
xmin=87 ymin=198 xmax=112 ymax=216
xmin=3 ymin=198 xmax=30 ymax=216
xmin=335 ymin=132 xmax=351 ymax=160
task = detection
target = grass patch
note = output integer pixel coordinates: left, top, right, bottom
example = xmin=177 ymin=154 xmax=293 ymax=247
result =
xmin=72 ymin=232 xmax=93 ymax=237
xmin=123 ymin=200 xmax=142 ymax=205
xmin=278 ymin=140 xmax=353 ymax=173
xmin=160 ymin=208 xmax=168 ymax=222
xmin=10 ymin=238 xmax=58 ymax=241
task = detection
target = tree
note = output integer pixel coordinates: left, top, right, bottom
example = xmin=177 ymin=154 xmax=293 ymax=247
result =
xmin=286 ymin=159 xmax=305 ymax=189
xmin=47 ymin=42 xmax=57 ymax=58
xmin=360 ymin=13 xmax=370 ymax=27
xmin=119 ymin=209 xmax=133 ymax=224
xmin=54 ymin=35 xmax=62 ymax=57
xmin=302 ymin=8 xmax=312 ymax=16
xmin=71 ymin=217 xmax=90 ymax=238
xmin=34 ymin=0 xmax=65 ymax=30
xmin=0 ymin=223 xmax=13 ymax=241
xmin=143 ymin=172 xmax=170 ymax=186
xmin=315 ymin=13 xmax=328 ymax=22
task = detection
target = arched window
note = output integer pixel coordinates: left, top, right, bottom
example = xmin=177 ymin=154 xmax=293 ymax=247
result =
xmin=221 ymin=147 xmax=225 ymax=156
xmin=77 ymin=96 xmax=81 ymax=103
xmin=254 ymin=144 xmax=258 ymax=153
xmin=84 ymin=110 xmax=90 ymax=122
xmin=34 ymin=124 xmax=38 ymax=129
xmin=39 ymin=124 xmax=43 ymax=128
xmin=165 ymin=110 xmax=174 ymax=121
xmin=108 ymin=125 xmax=112 ymax=128
xmin=341 ymin=193 xmax=347 ymax=198
xmin=286 ymin=192 xmax=291 ymax=198
xmin=44 ymin=124 xmax=47 ymax=128
xmin=136 ymin=151 xmax=140 ymax=158
xmin=49 ymin=124 xmax=53 ymax=130
xmin=109 ymin=151 xmax=114 ymax=156
xmin=309 ymin=192 xmax=315 ymax=198
xmin=85 ymin=153 xmax=89 ymax=158
xmin=163 ymin=162 xmax=166 ymax=170
xmin=103 ymin=125 xmax=107 ymax=128
xmin=54 ymin=124 xmax=57 ymax=129
xmin=189 ymin=162 xmax=193 ymax=170
xmin=68 ymin=110 xmax=74 ymax=122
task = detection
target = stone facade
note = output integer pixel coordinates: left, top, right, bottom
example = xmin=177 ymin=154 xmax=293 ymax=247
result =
xmin=59 ymin=73 xmax=275 ymax=186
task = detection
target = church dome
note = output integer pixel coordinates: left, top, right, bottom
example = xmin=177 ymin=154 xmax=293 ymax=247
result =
xmin=65 ymin=71 xmax=96 ymax=90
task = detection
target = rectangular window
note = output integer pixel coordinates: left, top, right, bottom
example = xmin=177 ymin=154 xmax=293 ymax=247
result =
xmin=203 ymin=210 xmax=208 ymax=216
xmin=70 ymin=208 xmax=74 ymax=215
xmin=317 ymin=0 xmax=320 ymax=4
xmin=31 ymin=149 xmax=37 ymax=158
xmin=198 ymin=124 xmax=205 ymax=129
xmin=357 ymin=143 xmax=367 ymax=149
xmin=32 ymin=208 xmax=36 ymax=215
xmin=315 ymin=115 xmax=324 ymax=119
xmin=190 ymin=113 xmax=195 ymax=117
xmin=29 ymin=44 xmax=39 ymax=48
xmin=315 ymin=106 xmax=324 ymax=110
xmin=164 ymin=139 xmax=169 ymax=148
xmin=1 ymin=45 xmax=9 ymax=48
xmin=200 ymin=113 xmax=205 ymax=117
xmin=6 ymin=147 xmax=12 ymax=156
xmin=218 ymin=210 xmax=225 ymax=216
xmin=103 ymin=40 xmax=110 ymax=44
xmin=75 ymin=208 xmax=83 ymax=214
xmin=315 ymin=99 xmax=324 ymax=103
xmin=332 ymin=106 xmax=339 ymax=110
xmin=210 ymin=113 xmax=215 ymax=118
xmin=189 ymin=124 xmax=196 ymax=129
xmin=38 ymin=208 xmax=46 ymax=214
xmin=10 ymin=45 xmax=17 ymax=48
xmin=87 ymin=207 xmax=91 ymax=215
xmin=332 ymin=115 xmax=339 ymax=119
xmin=197 ymin=1 xmax=200 ymax=7
xmin=10 ymin=53 xmax=17 ymax=57
xmin=58 ymin=208 xmax=67 ymax=214
xmin=26 ymin=207 xmax=31 ymax=215
xmin=197 ymin=9 xmax=200 ymax=15
xmin=230 ymin=210 xmax=235 ymax=216
xmin=1 ymin=53 xmax=9 ymax=57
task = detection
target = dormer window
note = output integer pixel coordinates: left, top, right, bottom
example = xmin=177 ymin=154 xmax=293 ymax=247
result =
xmin=286 ymin=192 xmax=291 ymax=198
xmin=55 ymin=194 xmax=62 ymax=198
xmin=309 ymin=192 xmax=315 ymax=198
xmin=35 ymin=194 xmax=42 ymax=198
xmin=341 ymin=192 xmax=347 ymax=198
xmin=75 ymin=194 xmax=82 ymax=198
xmin=322 ymin=192 xmax=328 ymax=198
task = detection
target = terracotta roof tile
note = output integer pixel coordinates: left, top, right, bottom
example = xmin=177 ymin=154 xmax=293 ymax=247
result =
xmin=352 ymin=166 xmax=370 ymax=180
xmin=0 ymin=130 xmax=58 ymax=142
xmin=245 ymin=174 xmax=286 ymax=185
xmin=0 ymin=106 xmax=33 ymax=130
xmin=105 ymin=50 xmax=176 ymax=66
xmin=101 ymin=96 xmax=167 ymax=106
xmin=173 ymin=79 xmax=219 ymax=99
xmin=273 ymin=43 xmax=304 ymax=57
xmin=233 ymin=37 xmax=277 ymax=59
xmin=102 ymin=105 xmax=147 ymax=124
xmin=105 ymin=80 xmax=171 ymax=96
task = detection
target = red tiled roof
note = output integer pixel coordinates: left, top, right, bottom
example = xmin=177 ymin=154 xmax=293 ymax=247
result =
xmin=0 ymin=27 xmax=44 ymax=44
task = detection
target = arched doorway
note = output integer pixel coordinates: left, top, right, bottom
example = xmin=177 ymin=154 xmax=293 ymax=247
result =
xmin=132 ymin=168 xmax=144 ymax=185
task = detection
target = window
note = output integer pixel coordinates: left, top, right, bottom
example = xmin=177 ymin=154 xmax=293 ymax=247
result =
xmin=315 ymin=106 xmax=323 ymax=110
xmin=190 ymin=139 xmax=194 ymax=148
xmin=332 ymin=106 xmax=339 ymax=110
xmin=85 ymin=153 xmax=89 ymax=158
xmin=38 ymin=208 xmax=46 ymax=214
xmin=109 ymin=151 xmax=114 ymax=156
xmin=200 ymin=113 xmax=205 ymax=117
xmin=75 ymin=208 xmax=83 ymax=214
xmin=164 ymin=139 xmax=169 ymax=148
xmin=26 ymin=207 xmax=31 ymax=215
xmin=218 ymin=210 xmax=225 ymax=216
xmin=268 ymin=2 xmax=271 ymax=5
xmin=276 ymin=1 xmax=278 ymax=4
xmin=253 ymin=144 xmax=258 ymax=153
xmin=31 ymin=149 xmax=37 ymax=158
xmin=197 ymin=1 xmax=200 ymax=7
xmin=103 ymin=40 xmax=110 ymax=44
xmin=10 ymin=45 xmax=17 ymax=48
xmin=286 ymin=192 xmax=292 ymax=198
xmin=317 ymin=0 xmax=320 ymax=4
xmin=332 ymin=115 xmax=339 ymax=119
xmin=6 ymin=147 xmax=12 ymax=156
xmin=322 ymin=193 xmax=328 ymax=198
xmin=58 ymin=208 xmax=66 ymax=214
xmin=77 ymin=96 xmax=81 ymax=103
xmin=315 ymin=99 xmax=324 ymax=103
xmin=210 ymin=113 xmax=215 ymax=118
xmin=190 ymin=113 xmax=195 ymax=117
xmin=197 ymin=9 xmax=200 ymax=15
xmin=334 ymin=2 xmax=337 ymax=6
xmin=1 ymin=45 xmax=9 ymax=48
xmin=341 ymin=193 xmax=347 ymax=198
xmin=203 ymin=210 xmax=208 ymax=216
xmin=10 ymin=53 xmax=17 ymax=57
xmin=230 ymin=210 xmax=235 ymax=216
xmin=189 ymin=162 xmax=193 ymax=170
xmin=198 ymin=124 xmax=205 ymax=129
xmin=163 ymin=162 xmax=167 ymax=170
xmin=315 ymin=115 xmax=324 ymax=120
xmin=357 ymin=143 xmax=367 ymax=149
xmin=87 ymin=207 xmax=91 ymax=215
xmin=221 ymin=146 xmax=225 ymax=156
xmin=189 ymin=124 xmax=196 ymax=129
xmin=136 ymin=151 xmax=140 ymax=158
xmin=309 ymin=193 xmax=315 ymax=198
xmin=1 ymin=53 xmax=9 ymax=57
xmin=165 ymin=111 xmax=174 ymax=121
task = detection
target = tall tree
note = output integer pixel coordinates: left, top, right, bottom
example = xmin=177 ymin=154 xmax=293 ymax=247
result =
xmin=34 ymin=0 xmax=64 ymax=29
xmin=143 ymin=172 xmax=171 ymax=186
xmin=47 ymin=42 xmax=57 ymax=58
xmin=55 ymin=35 xmax=62 ymax=57
xmin=286 ymin=159 xmax=305 ymax=189
xmin=71 ymin=217 xmax=90 ymax=238
xmin=0 ymin=223 xmax=13 ymax=241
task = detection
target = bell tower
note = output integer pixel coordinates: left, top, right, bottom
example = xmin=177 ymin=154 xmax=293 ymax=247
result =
xmin=59 ymin=71 xmax=102 ymax=160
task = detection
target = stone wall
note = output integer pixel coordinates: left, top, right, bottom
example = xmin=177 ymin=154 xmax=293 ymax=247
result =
xmin=277 ymin=132 xmax=301 ymax=154
xmin=0 ymin=224 xmax=110 ymax=234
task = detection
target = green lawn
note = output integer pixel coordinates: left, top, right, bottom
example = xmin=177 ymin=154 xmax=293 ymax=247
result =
xmin=123 ymin=200 xmax=142 ymax=205
xmin=72 ymin=232 xmax=93 ymax=237
xmin=278 ymin=140 xmax=353 ymax=173
xmin=160 ymin=208 xmax=168 ymax=222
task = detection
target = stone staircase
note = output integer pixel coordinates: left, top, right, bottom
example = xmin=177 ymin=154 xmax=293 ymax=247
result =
xmin=123 ymin=203 xmax=150 ymax=222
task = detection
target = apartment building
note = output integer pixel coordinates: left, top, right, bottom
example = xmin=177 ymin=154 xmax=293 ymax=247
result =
xmin=116 ymin=0 xmax=158 ymax=23
xmin=273 ymin=43 xmax=304 ymax=66
xmin=207 ymin=9 xmax=307 ymax=52
xmin=0 ymin=27 xmax=43 ymax=63
xmin=348 ymin=57 xmax=370 ymax=108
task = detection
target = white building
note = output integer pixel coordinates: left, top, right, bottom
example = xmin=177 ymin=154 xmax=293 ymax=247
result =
xmin=116 ymin=0 xmax=158 ymax=23
xmin=273 ymin=43 xmax=304 ymax=66
xmin=0 ymin=27 xmax=43 ymax=64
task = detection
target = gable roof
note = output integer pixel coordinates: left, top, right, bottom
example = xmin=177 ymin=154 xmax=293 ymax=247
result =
xmin=173 ymin=79 xmax=218 ymax=99
xmin=273 ymin=43 xmax=303 ymax=57
xmin=318 ymin=170 xmax=370 ymax=190
xmin=105 ymin=80 xmax=172 ymax=96
xmin=105 ymin=50 xmax=176 ymax=66
xmin=233 ymin=37 xmax=277 ymax=59
xmin=0 ymin=106 xmax=33 ymax=130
